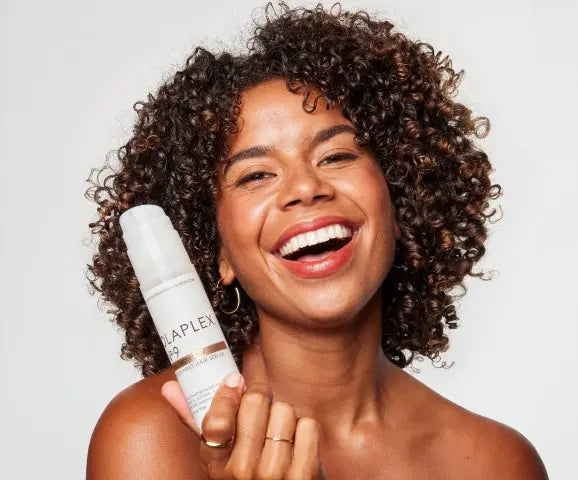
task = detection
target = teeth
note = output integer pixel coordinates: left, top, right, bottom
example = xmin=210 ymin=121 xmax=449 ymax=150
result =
xmin=298 ymin=235 xmax=307 ymax=249
xmin=317 ymin=228 xmax=329 ymax=243
xmin=277 ymin=223 xmax=353 ymax=258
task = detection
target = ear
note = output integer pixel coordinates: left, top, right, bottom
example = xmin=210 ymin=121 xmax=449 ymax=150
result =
xmin=217 ymin=246 xmax=236 ymax=286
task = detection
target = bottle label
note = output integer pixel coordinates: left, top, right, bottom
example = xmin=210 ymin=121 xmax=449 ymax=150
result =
xmin=174 ymin=341 xmax=237 ymax=427
xmin=143 ymin=272 xmax=223 ymax=363
xmin=142 ymin=272 xmax=239 ymax=427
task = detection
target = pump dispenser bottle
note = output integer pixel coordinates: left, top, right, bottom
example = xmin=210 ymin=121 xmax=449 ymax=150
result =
xmin=119 ymin=204 xmax=239 ymax=430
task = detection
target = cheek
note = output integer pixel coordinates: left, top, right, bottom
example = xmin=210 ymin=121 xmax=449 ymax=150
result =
xmin=365 ymin=170 xmax=396 ymax=243
xmin=342 ymin=165 xmax=396 ymax=266
xmin=217 ymin=194 xmax=270 ymax=261
xmin=342 ymin=164 xmax=391 ymax=218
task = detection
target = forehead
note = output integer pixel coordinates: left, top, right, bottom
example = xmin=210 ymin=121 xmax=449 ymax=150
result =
xmin=226 ymin=79 xmax=352 ymax=152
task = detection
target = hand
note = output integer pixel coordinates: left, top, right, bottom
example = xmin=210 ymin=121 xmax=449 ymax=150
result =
xmin=161 ymin=343 xmax=326 ymax=479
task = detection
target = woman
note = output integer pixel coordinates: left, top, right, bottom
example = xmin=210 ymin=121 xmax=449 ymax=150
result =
xmin=85 ymin=2 xmax=548 ymax=478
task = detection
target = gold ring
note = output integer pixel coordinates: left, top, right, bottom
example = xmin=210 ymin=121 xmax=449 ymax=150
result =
xmin=200 ymin=432 xmax=234 ymax=448
xmin=265 ymin=435 xmax=294 ymax=444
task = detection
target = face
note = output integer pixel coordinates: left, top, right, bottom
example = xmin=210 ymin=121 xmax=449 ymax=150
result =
xmin=216 ymin=78 xmax=400 ymax=328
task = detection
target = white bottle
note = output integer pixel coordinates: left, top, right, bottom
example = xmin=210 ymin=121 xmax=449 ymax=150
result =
xmin=119 ymin=204 xmax=239 ymax=430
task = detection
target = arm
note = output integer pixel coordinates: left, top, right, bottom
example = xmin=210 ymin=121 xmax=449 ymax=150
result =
xmin=86 ymin=384 xmax=204 ymax=480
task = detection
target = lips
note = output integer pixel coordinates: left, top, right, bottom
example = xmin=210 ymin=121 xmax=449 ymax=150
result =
xmin=269 ymin=215 xmax=361 ymax=279
xmin=271 ymin=215 xmax=359 ymax=255
xmin=274 ymin=229 xmax=359 ymax=279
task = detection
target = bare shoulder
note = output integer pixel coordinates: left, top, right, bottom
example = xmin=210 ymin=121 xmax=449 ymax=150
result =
xmin=86 ymin=368 xmax=205 ymax=480
xmin=407 ymin=374 xmax=549 ymax=479
xmin=440 ymin=405 xmax=548 ymax=479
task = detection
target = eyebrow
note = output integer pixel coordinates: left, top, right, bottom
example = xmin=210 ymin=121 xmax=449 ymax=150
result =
xmin=222 ymin=123 xmax=357 ymax=175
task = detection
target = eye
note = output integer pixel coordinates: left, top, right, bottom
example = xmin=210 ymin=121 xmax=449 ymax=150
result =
xmin=319 ymin=152 xmax=358 ymax=166
xmin=235 ymin=171 xmax=273 ymax=186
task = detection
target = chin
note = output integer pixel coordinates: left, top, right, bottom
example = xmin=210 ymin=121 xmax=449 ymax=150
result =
xmin=291 ymin=291 xmax=371 ymax=328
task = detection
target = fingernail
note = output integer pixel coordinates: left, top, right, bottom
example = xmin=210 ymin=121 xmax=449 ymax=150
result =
xmin=224 ymin=372 xmax=243 ymax=389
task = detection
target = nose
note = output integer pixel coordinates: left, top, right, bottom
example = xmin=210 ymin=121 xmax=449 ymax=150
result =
xmin=276 ymin=162 xmax=335 ymax=210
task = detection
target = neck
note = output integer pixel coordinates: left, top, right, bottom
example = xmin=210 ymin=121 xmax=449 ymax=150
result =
xmin=245 ymin=290 xmax=395 ymax=442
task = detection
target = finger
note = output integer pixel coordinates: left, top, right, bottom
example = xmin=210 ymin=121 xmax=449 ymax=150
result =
xmin=286 ymin=417 xmax=324 ymax=480
xmin=227 ymin=382 xmax=273 ymax=479
xmin=256 ymin=400 xmax=297 ymax=479
xmin=161 ymin=380 xmax=200 ymax=437
xmin=199 ymin=372 xmax=245 ymax=473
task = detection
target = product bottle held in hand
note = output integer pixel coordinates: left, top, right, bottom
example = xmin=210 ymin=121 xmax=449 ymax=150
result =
xmin=119 ymin=204 xmax=239 ymax=430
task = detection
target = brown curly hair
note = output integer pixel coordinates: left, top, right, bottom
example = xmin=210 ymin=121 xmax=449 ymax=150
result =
xmin=85 ymin=1 xmax=502 ymax=378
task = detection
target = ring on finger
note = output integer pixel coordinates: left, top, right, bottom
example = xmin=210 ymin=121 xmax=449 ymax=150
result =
xmin=201 ymin=432 xmax=235 ymax=448
xmin=265 ymin=435 xmax=294 ymax=444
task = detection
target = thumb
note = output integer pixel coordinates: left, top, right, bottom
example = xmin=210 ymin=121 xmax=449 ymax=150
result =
xmin=161 ymin=380 xmax=201 ymax=437
xmin=161 ymin=372 xmax=246 ymax=439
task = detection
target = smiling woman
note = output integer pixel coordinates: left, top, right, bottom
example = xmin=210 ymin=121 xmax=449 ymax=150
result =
xmin=84 ymin=2 xmax=548 ymax=479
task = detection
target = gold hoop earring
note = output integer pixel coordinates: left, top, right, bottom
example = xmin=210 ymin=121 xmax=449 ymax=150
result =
xmin=216 ymin=277 xmax=241 ymax=315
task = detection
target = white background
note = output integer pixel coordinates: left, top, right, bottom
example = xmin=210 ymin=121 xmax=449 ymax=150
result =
xmin=1 ymin=0 xmax=576 ymax=478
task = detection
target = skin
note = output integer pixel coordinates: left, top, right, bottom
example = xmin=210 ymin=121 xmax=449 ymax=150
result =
xmin=86 ymin=79 xmax=549 ymax=479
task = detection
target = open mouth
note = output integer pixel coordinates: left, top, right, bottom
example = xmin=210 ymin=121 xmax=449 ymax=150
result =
xmin=281 ymin=236 xmax=353 ymax=262
xmin=270 ymin=217 xmax=360 ymax=278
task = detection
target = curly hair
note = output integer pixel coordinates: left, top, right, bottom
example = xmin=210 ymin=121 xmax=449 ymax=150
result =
xmin=85 ymin=1 xmax=502 ymax=378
